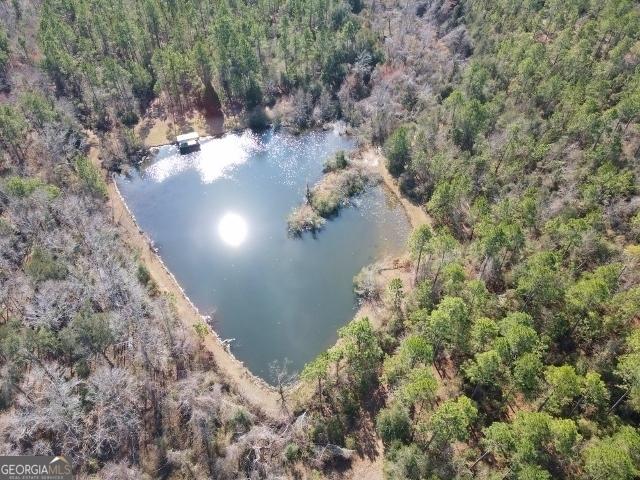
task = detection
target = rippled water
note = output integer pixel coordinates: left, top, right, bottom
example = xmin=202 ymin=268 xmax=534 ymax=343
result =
xmin=116 ymin=128 xmax=410 ymax=380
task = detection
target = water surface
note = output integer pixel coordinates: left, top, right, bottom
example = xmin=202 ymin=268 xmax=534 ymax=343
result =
xmin=117 ymin=128 xmax=410 ymax=380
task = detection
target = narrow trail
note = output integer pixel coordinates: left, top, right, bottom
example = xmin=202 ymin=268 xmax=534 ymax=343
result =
xmin=86 ymin=132 xmax=285 ymax=421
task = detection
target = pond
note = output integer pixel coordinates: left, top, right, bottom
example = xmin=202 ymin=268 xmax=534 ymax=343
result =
xmin=116 ymin=128 xmax=410 ymax=380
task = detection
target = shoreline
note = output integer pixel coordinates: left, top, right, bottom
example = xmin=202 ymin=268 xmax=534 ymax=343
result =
xmin=359 ymin=146 xmax=431 ymax=230
xmin=91 ymin=125 xmax=431 ymax=425
xmin=351 ymin=146 xmax=431 ymax=330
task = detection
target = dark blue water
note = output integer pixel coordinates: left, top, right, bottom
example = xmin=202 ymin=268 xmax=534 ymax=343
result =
xmin=116 ymin=128 xmax=410 ymax=379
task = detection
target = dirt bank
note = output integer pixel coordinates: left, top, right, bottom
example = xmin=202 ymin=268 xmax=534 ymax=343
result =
xmin=86 ymin=132 xmax=285 ymax=420
xmin=359 ymin=146 xmax=431 ymax=229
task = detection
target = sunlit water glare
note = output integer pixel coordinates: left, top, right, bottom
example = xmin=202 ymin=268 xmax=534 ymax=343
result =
xmin=218 ymin=212 xmax=248 ymax=247
xmin=146 ymin=131 xmax=261 ymax=183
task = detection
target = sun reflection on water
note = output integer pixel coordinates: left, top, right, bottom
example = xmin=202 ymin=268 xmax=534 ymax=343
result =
xmin=218 ymin=212 xmax=248 ymax=247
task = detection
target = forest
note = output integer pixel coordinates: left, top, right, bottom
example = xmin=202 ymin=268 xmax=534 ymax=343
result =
xmin=1 ymin=0 xmax=639 ymax=479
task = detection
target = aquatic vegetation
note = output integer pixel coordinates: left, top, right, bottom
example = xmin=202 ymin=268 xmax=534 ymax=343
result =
xmin=288 ymin=159 xmax=377 ymax=235
xmin=287 ymin=204 xmax=326 ymax=235
xmin=322 ymin=150 xmax=348 ymax=173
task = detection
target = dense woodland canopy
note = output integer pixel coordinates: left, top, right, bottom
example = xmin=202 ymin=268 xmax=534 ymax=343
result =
xmin=37 ymin=0 xmax=377 ymax=130
xmin=0 ymin=0 xmax=639 ymax=479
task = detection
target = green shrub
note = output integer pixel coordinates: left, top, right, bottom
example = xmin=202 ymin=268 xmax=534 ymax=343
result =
xmin=193 ymin=322 xmax=208 ymax=341
xmin=0 ymin=218 xmax=12 ymax=235
xmin=137 ymin=264 xmax=151 ymax=286
xmin=582 ymin=162 xmax=635 ymax=205
xmin=74 ymin=359 xmax=91 ymax=379
xmin=283 ymin=443 xmax=302 ymax=464
xmin=384 ymin=443 xmax=429 ymax=480
xmin=376 ymin=405 xmax=411 ymax=446
xmin=338 ymin=388 xmax=359 ymax=421
xmin=136 ymin=263 xmax=158 ymax=294
xmin=310 ymin=416 xmax=345 ymax=446
xmin=323 ymin=151 xmax=348 ymax=173
xmin=227 ymin=408 xmax=252 ymax=433
xmin=383 ymin=127 xmax=410 ymax=177
xmin=24 ymin=247 xmax=67 ymax=282
xmin=310 ymin=191 xmax=342 ymax=217
xmin=18 ymin=90 xmax=57 ymax=127
xmin=74 ymin=155 xmax=107 ymax=197
xmin=0 ymin=26 xmax=9 ymax=73
xmin=326 ymin=417 xmax=346 ymax=445
xmin=118 ymin=108 xmax=139 ymax=127
xmin=631 ymin=211 xmax=640 ymax=240
xmin=344 ymin=435 xmax=357 ymax=450
xmin=5 ymin=176 xmax=59 ymax=198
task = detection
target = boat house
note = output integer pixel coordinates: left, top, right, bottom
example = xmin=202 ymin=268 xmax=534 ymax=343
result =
xmin=176 ymin=131 xmax=200 ymax=154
